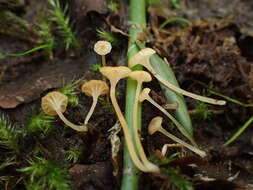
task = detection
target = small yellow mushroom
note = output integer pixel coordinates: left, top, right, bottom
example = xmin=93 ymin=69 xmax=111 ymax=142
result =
xmin=139 ymin=88 xmax=196 ymax=146
xmin=81 ymin=80 xmax=109 ymax=126
xmin=100 ymin=66 xmax=159 ymax=173
xmin=41 ymin=91 xmax=87 ymax=132
xmin=129 ymin=48 xmax=226 ymax=105
xmin=94 ymin=40 xmax=112 ymax=66
xmin=128 ymin=71 xmax=160 ymax=172
xmin=148 ymin=116 xmax=206 ymax=158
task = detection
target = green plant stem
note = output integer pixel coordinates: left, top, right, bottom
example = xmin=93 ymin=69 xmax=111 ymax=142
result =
xmin=159 ymin=17 xmax=191 ymax=29
xmin=223 ymin=116 xmax=253 ymax=146
xmin=122 ymin=0 xmax=146 ymax=189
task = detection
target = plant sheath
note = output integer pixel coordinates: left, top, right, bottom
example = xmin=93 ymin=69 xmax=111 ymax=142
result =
xmin=122 ymin=0 xmax=146 ymax=189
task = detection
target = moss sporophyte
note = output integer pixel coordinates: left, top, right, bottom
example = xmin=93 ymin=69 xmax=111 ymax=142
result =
xmin=41 ymin=41 xmax=226 ymax=173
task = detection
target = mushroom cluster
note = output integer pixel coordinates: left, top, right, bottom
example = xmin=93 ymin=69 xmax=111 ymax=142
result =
xmin=40 ymin=41 xmax=226 ymax=174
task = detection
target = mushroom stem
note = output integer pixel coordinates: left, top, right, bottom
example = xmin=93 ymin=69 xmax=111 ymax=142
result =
xmin=54 ymin=108 xmax=87 ymax=131
xmin=110 ymin=82 xmax=148 ymax=172
xmin=129 ymin=49 xmax=225 ymax=105
xmin=133 ymin=83 xmax=159 ymax=172
xmin=102 ymin=55 xmax=106 ymax=66
xmin=84 ymin=95 xmax=98 ymax=126
xmin=161 ymin=143 xmax=182 ymax=157
xmin=158 ymin=126 xmax=206 ymax=158
xmin=154 ymin=73 xmax=226 ymax=105
xmin=146 ymin=96 xmax=197 ymax=146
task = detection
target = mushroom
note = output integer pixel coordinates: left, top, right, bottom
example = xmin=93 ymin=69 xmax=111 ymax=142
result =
xmin=81 ymin=80 xmax=109 ymax=126
xmin=139 ymin=88 xmax=196 ymax=146
xmin=41 ymin=91 xmax=87 ymax=131
xmin=148 ymin=116 xmax=206 ymax=158
xmin=128 ymin=71 xmax=159 ymax=171
xmin=129 ymin=48 xmax=226 ymax=105
xmin=94 ymin=40 xmax=112 ymax=66
xmin=161 ymin=144 xmax=182 ymax=157
xmin=100 ymin=66 xmax=159 ymax=173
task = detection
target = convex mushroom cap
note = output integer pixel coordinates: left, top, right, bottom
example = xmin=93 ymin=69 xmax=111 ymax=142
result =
xmin=94 ymin=40 xmax=112 ymax=55
xmin=41 ymin=91 xmax=68 ymax=116
xmin=100 ymin=66 xmax=132 ymax=83
xmin=129 ymin=48 xmax=156 ymax=68
xmin=81 ymin=80 xmax=109 ymax=97
xmin=81 ymin=80 xmax=109 ymax=126
xmin=128 ymin=70 xmax=152 ymax=83
xmin=148 ymin=116 xmax=163 ymax=135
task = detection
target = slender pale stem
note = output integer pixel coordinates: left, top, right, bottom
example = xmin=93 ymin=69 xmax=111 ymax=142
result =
xmin=110 ymin=82 xmax=148 ymax=172
xmin=55 ymin=108 xmax=87 ymax=132
xmin=156 ymin=74 xmax=225 ymax=105
xmin=146 ymin=65 xmax=226 ymax=105
xmin=158 ymin=127 xmax=206 ymax=158
xmin=84 ymin=95 xmax=98 ymax=125
xmin=102 ymin=55 xmax=106 ymax=66
xmin=161 ymin=143 xmax=182 ymax=156
xmin=147 ymin=97 xmax=197 ymax=146
xmin=133 ymin=83 xmax=159 ymax=172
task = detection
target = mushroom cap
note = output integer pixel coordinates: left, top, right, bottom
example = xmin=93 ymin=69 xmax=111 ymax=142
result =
xmin=100 ymin=66 xmax=132 ymax=83
xmin=41 ymin=91 xmax=68 ymax=116
xmin=148 ymin=116 xmax=163 ymax=135
xmin=94 ymin=40 xmax=112 ymax=55
xmin=81 ymin=80 xmax=109 ymax=97
xmin=128 ymin=48 xmax=156 ymax=68
xmin=129 ymin=70 xmax=152 ymax=83
xmin=139 ymin=88 xmax=151 ymax=102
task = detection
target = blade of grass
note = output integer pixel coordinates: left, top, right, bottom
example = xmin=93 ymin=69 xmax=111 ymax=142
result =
xmin=122 ymin=0 xmax=146 ymax=189
xmin=159 ymin=17 xmax=191 ymax=29
xmin=4 ymin=44 xmax=51 ymax=57
xmin=223 ymin=116 xmax=253 ymax=146
xmin=208 ymin=89 xmax=253 ymax=107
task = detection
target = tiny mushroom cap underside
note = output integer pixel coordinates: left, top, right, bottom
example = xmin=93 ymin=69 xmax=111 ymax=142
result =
xmin=128 ymin=48 xmax=156 ymax=68
xmin=128 ymin=71 xmax=152 ymax=83
xmin=100 ymin=66 xmax=132 ymax=83
xmin=81 ymin=80 xmax=109 ymax=126
xmin=94 ymin=40 xmax=112 ymax=55
xmin=138 ymin=88 xmax=151 ymax=102
xmin=81 ymin=80 xmax=109 ymax=97
xmin=148 ymin=116 xmax=163 ymax=135
xmin=41 ymin=91 xmax=68 ymax=116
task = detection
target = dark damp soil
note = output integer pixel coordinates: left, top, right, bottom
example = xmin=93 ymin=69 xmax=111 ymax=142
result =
xmin=0 ymin=0 xmax=253 ymax=190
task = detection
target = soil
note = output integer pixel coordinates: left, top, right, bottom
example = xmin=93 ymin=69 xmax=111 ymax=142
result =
xmin=0 ymin=0 xmax=252 ymax=190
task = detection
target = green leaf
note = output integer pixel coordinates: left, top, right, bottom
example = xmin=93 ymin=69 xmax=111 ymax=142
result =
xmin=150 ymin=54 xmax=193 ymax=137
